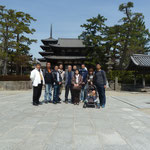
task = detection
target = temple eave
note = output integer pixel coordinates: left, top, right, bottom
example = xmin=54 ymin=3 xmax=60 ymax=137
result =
xmin=49 ymin=44 xmax=85 ymax=49
xmin=45 ymin=56 xmax=88 ymax=60
xmin=39 ymin=52 xmax=54 ymax=56
xmin=38 ymin=58 xmax=46 ymax=62
xmin=126 ymin=54 xmax=150 ymax=72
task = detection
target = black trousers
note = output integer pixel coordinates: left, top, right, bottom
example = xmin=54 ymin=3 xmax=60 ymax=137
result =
xmin=72 ymin=89 xmax=81 ymax=104
xmin=33 ymin=83 xmax=43 ymax=104
xmin=96 ymin=85 xmax=106 ymax=106
xmin=65 ymin=84 xmax=72 ymax=102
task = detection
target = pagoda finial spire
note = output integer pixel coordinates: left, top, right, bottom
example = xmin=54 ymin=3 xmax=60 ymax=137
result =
xmin=50 ymin=24 xmax=52 ymax=38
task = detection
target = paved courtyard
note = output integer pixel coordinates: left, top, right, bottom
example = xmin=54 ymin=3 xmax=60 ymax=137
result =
xmin=0 ymin=90 xmax=150 ymax=150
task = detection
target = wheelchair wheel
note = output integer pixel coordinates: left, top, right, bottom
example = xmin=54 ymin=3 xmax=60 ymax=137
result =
xmin=83 ymin=103 xmax=87 ymax=108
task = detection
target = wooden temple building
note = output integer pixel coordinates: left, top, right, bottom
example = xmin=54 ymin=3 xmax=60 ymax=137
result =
xmin=126 ymin=54 xmax=150 ymax=88
xmin=38 ymin=26 xmax=89 ymax=69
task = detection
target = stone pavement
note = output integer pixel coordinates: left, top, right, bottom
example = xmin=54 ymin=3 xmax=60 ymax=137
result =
xmin=0 ymin=90 xmax=150 ymax=150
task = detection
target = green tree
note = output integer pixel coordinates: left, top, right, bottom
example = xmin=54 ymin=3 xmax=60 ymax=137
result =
xmin=80 ymin=2 xmax=150 ymax=70
xmin=0 ymin=6 xmax=15 ymax=75
xmin=80 ymin=14 xmax=108 ymax=68
xmin=104 ymin=25 xmax=122 ymax=69
xmin=12 ymin=11 xmax=36 ymax=74
xmin=118 ymin=2 xmax=150 ymax=69
xmin=0 ymin=5 xmax=36 ymax=75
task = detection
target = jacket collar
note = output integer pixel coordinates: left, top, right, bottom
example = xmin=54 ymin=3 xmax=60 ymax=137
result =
xmin=35 ymin=68 xmax=41 ymax=72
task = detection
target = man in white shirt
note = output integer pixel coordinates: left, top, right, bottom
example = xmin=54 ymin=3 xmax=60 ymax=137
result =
xmin=30 ymin=63 xmax=45 ymax=106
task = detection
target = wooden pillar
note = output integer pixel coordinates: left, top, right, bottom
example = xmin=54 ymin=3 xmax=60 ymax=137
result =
xmin=115 ymin=77 xmax=119 ymax=91
xmin=134 ymin=74 xmax=136 ymax=86
xmin=142 ymin=74 xmax=145 ymax=88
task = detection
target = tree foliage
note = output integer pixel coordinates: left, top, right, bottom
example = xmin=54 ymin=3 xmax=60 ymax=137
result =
xmin=80 ymin=2 xmax=150 ymax=70
xmin=0 ymin=5 xmax=36 ymax=75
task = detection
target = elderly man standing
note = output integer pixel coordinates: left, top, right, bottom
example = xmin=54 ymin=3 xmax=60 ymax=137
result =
xmin=30 ymin=63 xmax=45 ymax=106
xmin=64 ymin=65 xmax=74 ymax=103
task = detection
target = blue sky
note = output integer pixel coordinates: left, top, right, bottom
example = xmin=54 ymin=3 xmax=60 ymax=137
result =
xmin=1 ymin=0 xmax=150 ymax=59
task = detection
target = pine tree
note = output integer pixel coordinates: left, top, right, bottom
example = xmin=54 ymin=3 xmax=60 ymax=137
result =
xmin=80 ymin=2 xmax=150 ymax=70
xmin=0 ymin=6 xmax=15 ymax=75
xmin=12 ymin=11 xmax=36 ymax=74
xmin=118 ymin=2 xmax=150 ymax=69
xmin=80 ymin=14 xmax=108 ymax=68
xmin=0 ymin=5 xmax=37 ymax=75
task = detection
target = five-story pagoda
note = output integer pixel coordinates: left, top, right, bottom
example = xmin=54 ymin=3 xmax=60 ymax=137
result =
xmin=38 ymin=25 xmax=89 ymax=68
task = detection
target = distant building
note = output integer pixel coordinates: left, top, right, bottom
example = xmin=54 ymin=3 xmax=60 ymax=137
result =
xmin=126 ymin=54 xmax=150 ymax=88
xmin=38 ymin=25 xmax=89 ymax=69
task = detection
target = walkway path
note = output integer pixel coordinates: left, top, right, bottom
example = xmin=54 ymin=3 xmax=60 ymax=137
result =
xmin=0 ymin=90 xmax=150 ymax=150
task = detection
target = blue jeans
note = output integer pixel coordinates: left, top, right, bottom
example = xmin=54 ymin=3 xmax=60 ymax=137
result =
xmin=80 ymin=84 xmax=87 ymax=101
xmin=44 ymin=84 xmax=52 ymax=102
xmin=96 ymin=85 xmax=106 ymax=106
xmin=53 ymin=85 xmax=60 ymax=103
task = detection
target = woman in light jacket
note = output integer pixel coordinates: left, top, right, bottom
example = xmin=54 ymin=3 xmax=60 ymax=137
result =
xmin=71 ymin=69 xmax=83 ymax=105
xmin=30 ymin=63 xmax=45 ymax=106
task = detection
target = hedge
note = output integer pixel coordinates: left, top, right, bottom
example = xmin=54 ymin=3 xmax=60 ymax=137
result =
xmin=107 ymin=70 xmax=150 ymax=84
xmin=0 ymin=75 xmax=30 ymax=81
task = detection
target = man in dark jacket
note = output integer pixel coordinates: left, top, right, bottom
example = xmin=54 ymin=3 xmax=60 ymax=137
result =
xmin=52 ymin=65 xmax=62 ymax=104
xmin=93 ymin=63 xmax=107 ymax=108
xmin=79 ymin=64 xmax=88 ymax=102
xmin=64 ymin=65 xmax=74 ymax=103
xmin=43 ymin=62 xmax=53 ymax=103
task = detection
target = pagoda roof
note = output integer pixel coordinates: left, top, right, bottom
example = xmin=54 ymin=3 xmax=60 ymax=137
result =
xmin=39 ymin=52 xmax=54 ymax=56
xmin=38 ymin=58 xmax=46 ymax=62
xmin=40 ymin=45 xmax=50 ymax=50
xmin=49 ymin=38 xmax=85 ymax=48
xmin=126 ymin=54 xmax=150 ymax=71
xmin=40 ymin=45 xmax=49 ymax=48
xmin=45 ymin=56 xmax=87 ymax=60
xmin=41 ymin=37 xmax=58 ymax=42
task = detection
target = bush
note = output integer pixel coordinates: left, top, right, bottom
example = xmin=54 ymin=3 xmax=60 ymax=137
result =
xmin=107 ymin=70 xmax=134 ymax=84
xmin=107 ymin=70 xmax=150 ymax=85
xmin=0 ymin=75 xmax=30 ymax=81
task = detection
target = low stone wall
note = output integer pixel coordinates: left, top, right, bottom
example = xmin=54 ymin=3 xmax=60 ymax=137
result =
xmin=121 ymin=84 xmax=150 ymax=92
xmin=109 ymin=81 xmax=121 ymax=91
xmin=109 ymin=81 xmax=150 ymax=92
xmin=0 ymin=81 xmax=32 ymax=90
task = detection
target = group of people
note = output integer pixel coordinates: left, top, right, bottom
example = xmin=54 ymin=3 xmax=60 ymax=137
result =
xmin=30 ymin=62 xmax=107 ymax=108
